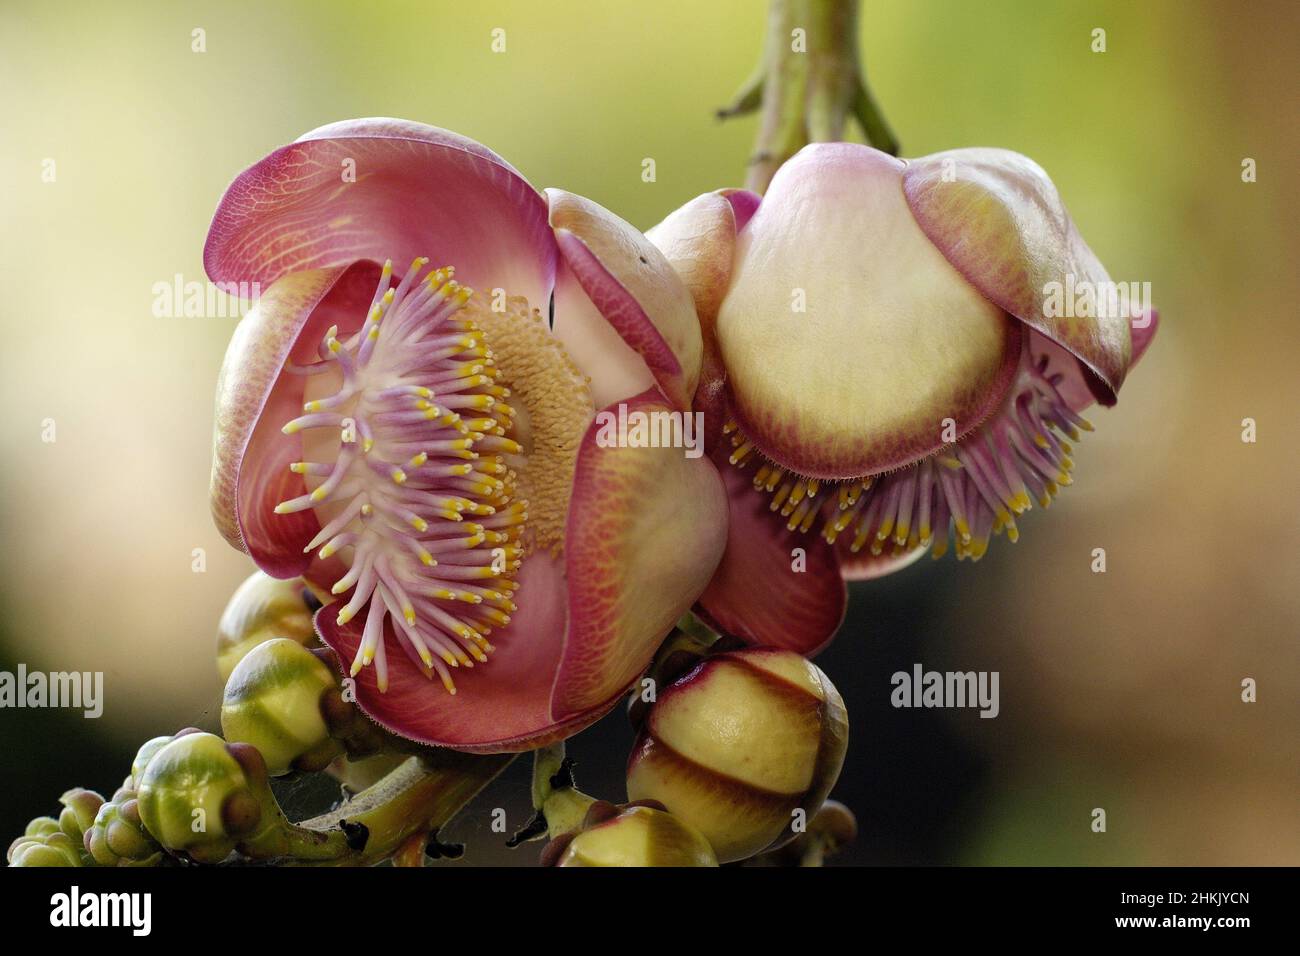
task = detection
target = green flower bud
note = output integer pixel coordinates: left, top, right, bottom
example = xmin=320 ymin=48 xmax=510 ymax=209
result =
xmin=545 ymin=802 xmax=717 ymax=868
xmin=221 ymin=638 xmax=341 ymax=776
xmin=626 ymin=648 xmax=848 ymax=863
xmin=217 ymin=571 xmax=316 ymax=683
xmin=129 ymin=734 xmax=180 ymax=790
xmin=56 ymin=788 xmax=105 ymax=845
xmin=9 ymin=829 xmax=86 ymax=867
xmin=86 ymin=796 xmax=164 ymax=867
xmin=137 ymin=733 xmax=354 ymax=864
xmin=22 ymin=816 xmax=61 ymax=839
xmin=136 ymin=732 xmax=264 ymax=864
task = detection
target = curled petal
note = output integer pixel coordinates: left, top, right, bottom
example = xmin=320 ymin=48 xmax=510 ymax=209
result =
xmin=553 ymin=388 xmax=729 ymax=717
xmin=695 ymin=451 xmax=846 ymax=656
xmin=548 ymin=189 xmax=702 ymax=411
xmin=723 ymin=188 xmax=761 ymax=232
xmin=833 ymin=535 xmax=929 ymax=581
xmin=205 ymin=118 xmax=557 ymax=312
xmin=211 ymin=262 xmax=379 ymax=575
xmin=646 ymin=190 xmax=739 ymax=330
xmin=647 ymin=190 xmax=740 ymax=449
xmin=317 ymin=555 xmax=612 ymax=753
xmin=903 ymin=148 xmax=1139 ymax=404
xmin=716 ymin=143 xmax=1020 ymax=479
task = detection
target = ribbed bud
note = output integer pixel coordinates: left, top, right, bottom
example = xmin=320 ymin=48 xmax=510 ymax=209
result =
xmin=217 ymin=571 xmax=316 ymax=682
xmin=85 ymin=795 xmax=164 ymax=867
xmin=136 ymin=732 xmax=264 ymax=864
xmin=221 ymin=638 xmax=341 ymax=775
xmin=626 ymin=648 xmax=848 ymax=862
xmin=8 ymin=828 xmax=86 ymax=867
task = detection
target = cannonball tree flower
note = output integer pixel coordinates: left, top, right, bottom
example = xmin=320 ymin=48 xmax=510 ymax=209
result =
xmin=206 ymin=119 xmax=727 ymax=753
xmin=648 ymin=143 xmax=1158 ymax=653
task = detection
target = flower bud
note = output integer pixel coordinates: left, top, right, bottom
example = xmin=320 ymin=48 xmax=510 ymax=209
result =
xmin=8 ymin=828 xmax=86 ymax=867
xmin=56 ymin=788 xmax=105 ymax=846
xmin=221 ymin=638 xmax=341 ymax=775
xmin=217 ymin=571 xmax=317 ymax=682
xmin=129 ymin=733 xmax=182 ymax=789
xmin=85 ymin=796 xmax=163 ymax=867
xmin=546 ymin=802 xmax=717 ymax=867
xmin=136 ymin=732 xmax=264 ymax=863
xmin=626 ymin=648 xmax=848 ymax=863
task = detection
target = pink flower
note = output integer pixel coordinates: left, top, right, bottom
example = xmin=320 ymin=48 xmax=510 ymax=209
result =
xmin=649 ymin=143 xmax=1158 ymax=654
xmin=207 ymin=119 xmax=727 ymax=752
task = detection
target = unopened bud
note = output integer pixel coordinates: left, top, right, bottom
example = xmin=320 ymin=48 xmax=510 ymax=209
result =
xmin=217 ymin=571 xmax=317 ymax=682
xmin=86 ymin=796 xmax=163 ymax=867
xmin=626 ymin=648 xmax=848 ymax=863
xmin=546 ymin=802 xmax=717 ymax=868
xmin=221 ymin=638 xmax=340 ymax=775
xmin=8 ymin=828 xmax=86 ymax=867
xmin=136 ymin=732 xmax=264 ymax=863
xmin=129 ymin=734 xmax=181 ymax=789
xmin=56 ymin=788 xmax=105 ymax=845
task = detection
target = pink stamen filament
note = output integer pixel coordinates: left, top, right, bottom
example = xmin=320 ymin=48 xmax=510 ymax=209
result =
xmin=275 ymin=259 xmax=525 ymax=694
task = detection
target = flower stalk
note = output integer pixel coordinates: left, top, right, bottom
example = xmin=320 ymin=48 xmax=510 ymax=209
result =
xmin=721 ymin=0 xmax=898 ymax=192
xmin=295 ymin=750 xmax=514 ymax=866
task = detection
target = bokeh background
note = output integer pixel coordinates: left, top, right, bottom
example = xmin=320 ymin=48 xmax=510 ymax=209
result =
xmin=1 ymin=0 xmax=1296 ymax=865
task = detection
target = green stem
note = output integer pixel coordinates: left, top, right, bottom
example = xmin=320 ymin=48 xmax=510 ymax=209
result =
xmin=723 ymin=0 xmax=898 ymax=193
xmin=529 ymin=743 xmax=597 ymax=838
xmin=508 ymin=743 xmax=597 ymax=846
xmin=293 ymin=751 xmax=514 ymax=865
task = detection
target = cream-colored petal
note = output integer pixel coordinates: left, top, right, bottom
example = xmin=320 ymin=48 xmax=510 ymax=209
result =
xmin=716 ymin=143 xmax=1018 ymax=479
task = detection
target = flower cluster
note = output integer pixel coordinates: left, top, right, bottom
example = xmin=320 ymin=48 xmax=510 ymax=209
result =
xmin=10 ymin=118 xmax=1154 ymax=868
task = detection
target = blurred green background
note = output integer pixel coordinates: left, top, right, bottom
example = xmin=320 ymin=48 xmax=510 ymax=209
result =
xmin=1 ymin=0 xmax=1295 ymax=865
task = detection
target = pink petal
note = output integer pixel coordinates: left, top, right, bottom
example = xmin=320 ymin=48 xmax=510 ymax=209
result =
xmin=723 ymin=188 xmax=762 ymax=232
xmin=548 ymin=189 xmax=702 ymax=412
xmin=695 ymin=449 xmax=846 ymax=656
xmin=204 ymin=118 xmax=557 ymax=314
xmin=903 ymin=148 xmax=1142 ymax=405
xmin=552 ymin=388 xmax=729 ymax=717
xmin=317 ymin=554 xmax=614 ymax=753
xmin=211 ymin=261 xmax=379 ymax=576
